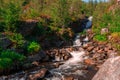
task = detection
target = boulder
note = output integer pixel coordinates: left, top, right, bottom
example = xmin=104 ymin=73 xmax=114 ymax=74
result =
xmin=28 ymin=68 xmax=50 ymax=80
xmin=92 ymin=56 xmax=120 ymax=80
xmin=17 ymin=20 xmax=38 ymax=36
xmin=27 ymin=50 xmax=47 ymax=62
xmin=0 ymin=35 xmax=12 ymax=49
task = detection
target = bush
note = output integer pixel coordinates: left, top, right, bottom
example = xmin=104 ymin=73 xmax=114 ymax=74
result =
xmin=7 ymin=33 xmax=25 ymax=48
xmin=1 ymin=50 xmax=26 ymax=61
xmin=0 ymin=58 xmax=13 ymax=69
xmin=0 ymin=50 xmax=26 ymax=70
xmin=27 ymin=41 xmax=41 ymax=53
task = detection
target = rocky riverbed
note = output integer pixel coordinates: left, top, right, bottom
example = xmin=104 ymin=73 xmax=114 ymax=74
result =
xmin=0 ymin=32 xmax=118 ymax=80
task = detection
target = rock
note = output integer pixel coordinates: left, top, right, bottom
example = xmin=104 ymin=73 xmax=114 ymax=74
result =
xmin=107 ymin=51 xmax=117 ymax=58
xmin=82 ymin=36 xmax=89 ymax=42
xmin=53 ymin=62 xmax=61 ymax=68
xmin=84 ymin=59 xmax=94 ymax=65
xmin=87 ymin=46 xmax=94 ymax=52
xmin=64 ymin=55 xmax=70 ymax=60
xmin=104 ymin=47 xmax=109 ymax=52
xmin=0 ymin=35 xmax=12 ymax=49
xmin=83 ymin=43 xmax=89 ymax=49
xmin=64 ymin=76 xmax=74 ymax=80
xmin=92 ymin=56 xmax=120 ymax=80
xmin=27 ymin=50 xmax=46 ymax=62
xmin=97 ymin=49 xmax=104 ymax=53
xmin=101 ymin=28 xmax=109 ymax=35
xmin=94 ymin=47 xmax=100 ymax=52
xmin=17 ymin=20 xmax=38 ymax=36
xmin=32 ymin=61 xmax=39 ymax=66
xmin=28 ymin=68 xmax=50 ymax=80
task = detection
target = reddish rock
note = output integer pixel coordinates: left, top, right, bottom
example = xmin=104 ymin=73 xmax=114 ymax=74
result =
xmin=64 ymin=76 xmax=74 ymax=80
xmin=92 ymin=56 xmax=120 ymax=80
xmin=87 ymin=46 xmax=94 ymax=52
xmin=84 ymin=59 xmax=94 ymax=65
xmin=28 ymin=68 xmax=49 ymax=80
xmin=104 ymin=47 xmax=109 ymax=52
xmin=92 ymin=53 xmax=101 ymax=59
xmin=97 ymin=49 xmax=104 ymax=53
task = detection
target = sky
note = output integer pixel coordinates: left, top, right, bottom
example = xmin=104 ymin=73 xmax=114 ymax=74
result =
xmin=82 ymin=0 xmax=109 ymax=3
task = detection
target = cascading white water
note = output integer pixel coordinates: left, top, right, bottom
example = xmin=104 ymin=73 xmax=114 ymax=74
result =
xmin=46 ymin=51 xmax=88 ymax=80
xmin=73 ymin=34 xmax=82 ymax=47
xmin=63 ymin=51 xmax=86 ymax=64
xmin=45 ymin=34 xmax=89 ymax=80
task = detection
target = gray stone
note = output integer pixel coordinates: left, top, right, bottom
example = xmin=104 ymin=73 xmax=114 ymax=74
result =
xmin=27 ymin=50 xmax=47 ymax=62
xmin=92 ymin=56 xmax=120 ymax=80
xmin=0 ymin=35 xmax=12 ymax=49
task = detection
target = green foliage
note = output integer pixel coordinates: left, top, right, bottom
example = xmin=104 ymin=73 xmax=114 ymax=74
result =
xmin=27 ymin=41 xmax=41 ymax=53
xmin=0 ymin=50 xmax=26 ymax=69
xmin=0 ymin=0 xmax=22 ymax=31
xmin=1 ymin=50 xmax=26 ymax=61
xmin=37 ymin=21 xmax=47 ymax=35
xmin=7 ymin=33 xmax=25 ymax=48
xmin=93 ymin=34 xmax=107 ymax=42
xmin=0 ymin=58 xmax=13 ymax=69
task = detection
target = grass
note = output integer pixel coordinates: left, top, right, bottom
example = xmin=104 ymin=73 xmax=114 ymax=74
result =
xmin=93 ymin=34 xmax=107 ymax=42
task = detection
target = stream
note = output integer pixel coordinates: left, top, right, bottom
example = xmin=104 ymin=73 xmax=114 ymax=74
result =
xmin=0 ymin=34 xmax=99 ymax=80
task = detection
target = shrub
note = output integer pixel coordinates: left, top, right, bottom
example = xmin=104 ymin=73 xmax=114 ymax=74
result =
xmin=0 ymin=58 xmax=13 ymax=69
xmin=0 ymin=50 xmax=25 ymax=70
xmin=1 ymin=50 xmax=26 ymax=61
xmin=27 ymin=41 xmax=41 ymax=53
xmin=7 ymin=33 xmax=25 ymax=48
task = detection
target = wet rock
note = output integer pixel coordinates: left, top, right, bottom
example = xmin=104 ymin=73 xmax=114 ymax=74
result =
xmin=101 ymin=28 xmax=109 ymax=35
xmin=53 ymin=62 xmax=63 ymax=68
xmin=64 ymin=55 xmax=70 ymax=60
xmin=83 ymin=43 xmax=89 ymax=49
xmin=92 ymin=56 xmax=120 ymax=80
xmin=28 ymin=68 xmax=50 ymax=80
